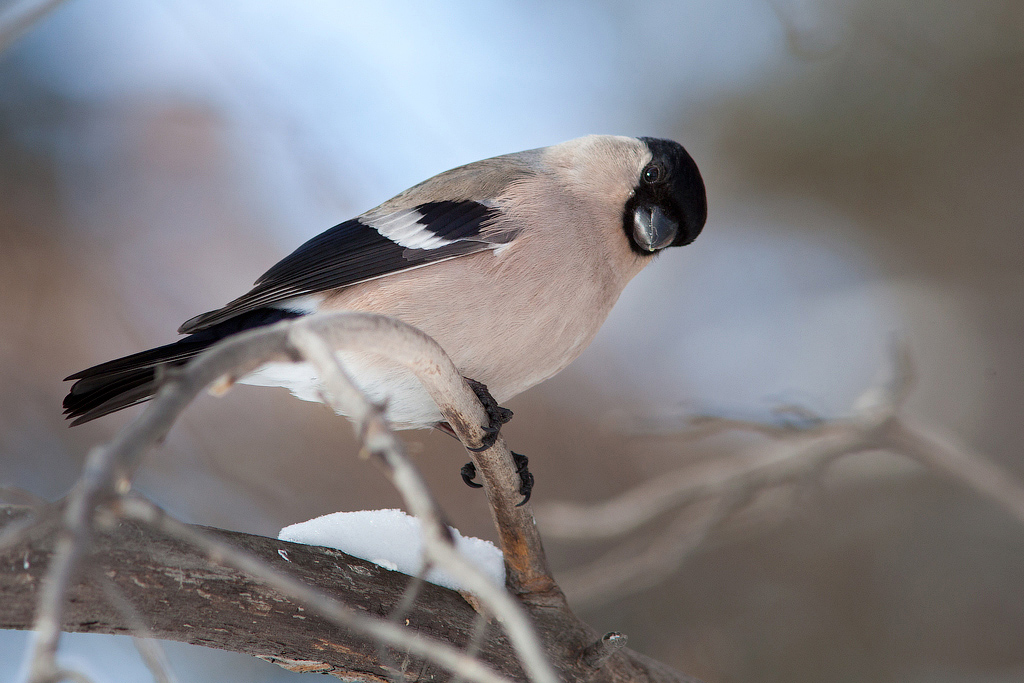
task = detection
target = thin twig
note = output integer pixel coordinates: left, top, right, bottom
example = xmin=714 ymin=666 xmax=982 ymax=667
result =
xmin=379 ymin=569 xmax=429 ymax=683
xmin=540 ymin=344 xmax=906 ymax=541
xmin=26 ymin=313 xmax=545 ymax=683
xmin=559 ymin=490 xmax=745 ymax=606
xmin=27 ymin=447 xmax=114 ymax=683
xmin=539 ymin=430 xmax=864 ymax=541
xmin=290 ymin=318 xmax=556 ymax=598
xmin=886 ymin=418 xmax=1024 ymax=526
xmin=289 ymin=325 xmax=557 ymax=683
xmin=94 ymin=567 xmax=177 ymax=683
xmin=451 ymin=612 xmax=492 ymax=683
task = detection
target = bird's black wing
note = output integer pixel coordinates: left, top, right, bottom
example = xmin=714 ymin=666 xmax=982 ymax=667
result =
xmin=179 ymin=200 xmax=511 ymax=334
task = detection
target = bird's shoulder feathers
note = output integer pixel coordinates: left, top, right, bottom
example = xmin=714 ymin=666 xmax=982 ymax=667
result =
xmin=178 ymin=151 xmax=542 ymax=334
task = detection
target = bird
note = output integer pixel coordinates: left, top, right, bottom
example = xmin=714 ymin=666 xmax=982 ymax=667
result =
xmin=63 ymin=135 xmax=707 ymax=471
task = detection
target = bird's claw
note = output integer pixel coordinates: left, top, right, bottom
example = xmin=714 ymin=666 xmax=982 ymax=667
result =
xmin=460 ymin=451 xmax=533 ymax=506
xmin=461 ymin=462 xmax=483 ymax=488
xmin=466 ymin=424 xmax=499 ymax=453
xmin=512 ymin=451 xmax=533 ymax=506
xmin=464 ymin=378 xmax=513 ymax=452
xmin=458 ymin=379 xmax=530 ymax=504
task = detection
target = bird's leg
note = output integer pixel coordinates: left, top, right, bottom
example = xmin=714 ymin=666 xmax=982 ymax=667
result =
xmin=433 ymin=378 xmax=530 ymax=504
xmin=463 ymin=378 xmax=513 ymax=452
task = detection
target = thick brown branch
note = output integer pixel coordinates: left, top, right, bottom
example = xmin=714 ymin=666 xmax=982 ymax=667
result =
xmin=1 ymin=506 xmax=702 ymax=683
xmin=1 ymin=506 xmax=523 ymax=682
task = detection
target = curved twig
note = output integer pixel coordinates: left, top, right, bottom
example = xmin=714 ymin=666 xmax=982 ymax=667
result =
xmin=20 ymin=310 xmax=704 ymax=683
xmin=26 ymin=312 xmax=556 ymax=683
xmin=289 ymin=324 xmax=556 ymax=683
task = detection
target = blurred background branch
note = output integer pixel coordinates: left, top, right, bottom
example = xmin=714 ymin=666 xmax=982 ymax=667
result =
xmin=541 ymin=345 xmax=1024 ymax=605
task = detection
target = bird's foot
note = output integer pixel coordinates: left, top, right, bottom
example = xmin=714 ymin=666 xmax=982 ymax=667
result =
xmin=461 ymin=451 xmax=533 ymax=506
xmin=512 ymin=451 xmax=534 ymax=506
xmin=460 ymin=462 xmax=483 ymax=488
xmin=464 ymin=378 xmax=513 ymax=452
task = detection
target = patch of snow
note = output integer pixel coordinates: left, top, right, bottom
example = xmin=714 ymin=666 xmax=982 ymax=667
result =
xmin=279 ymin=509 xmax=504 ymax=591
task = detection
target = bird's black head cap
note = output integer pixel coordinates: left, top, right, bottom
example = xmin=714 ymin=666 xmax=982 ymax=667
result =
xmin=624 ymin=137 xmax=707 ymax=254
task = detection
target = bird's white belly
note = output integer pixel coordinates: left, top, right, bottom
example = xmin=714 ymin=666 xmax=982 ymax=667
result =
xmin=239 ymin=351 xmax=442 ymax=428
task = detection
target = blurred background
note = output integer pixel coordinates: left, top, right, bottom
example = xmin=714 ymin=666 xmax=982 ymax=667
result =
xmin=2 ymin=0 xmax=1023 ymax=681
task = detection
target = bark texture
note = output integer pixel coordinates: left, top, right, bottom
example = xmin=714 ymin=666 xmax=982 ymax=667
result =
xmin=0 ymin=506 xmax=700 ymax=682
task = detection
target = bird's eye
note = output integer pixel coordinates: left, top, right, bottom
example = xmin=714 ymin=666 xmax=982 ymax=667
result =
xmin=642 ymin=163 xmax=664 ymax=184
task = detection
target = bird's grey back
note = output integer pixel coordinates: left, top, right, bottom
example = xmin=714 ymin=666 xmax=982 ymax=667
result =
xmin=371 ymin=147 xmax=546 ymax=211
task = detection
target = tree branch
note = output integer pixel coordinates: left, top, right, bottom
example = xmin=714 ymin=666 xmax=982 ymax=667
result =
xmin=1 ymin=504 xmax=703 ymax=683
xmin=287 ymin=325 xmax=555 ymax=683
xmin=5 ymin=311 xmax=704 ymax=683
xmin=0 ymin=505 xmax=524 ymax=681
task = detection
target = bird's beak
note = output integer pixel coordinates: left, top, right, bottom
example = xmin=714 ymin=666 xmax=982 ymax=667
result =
xmin=632 ymin=205 xmax=678 ymax=252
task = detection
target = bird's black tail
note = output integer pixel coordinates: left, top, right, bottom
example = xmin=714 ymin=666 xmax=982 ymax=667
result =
xmin=63 ymin=308 xmax=304 ymax=425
